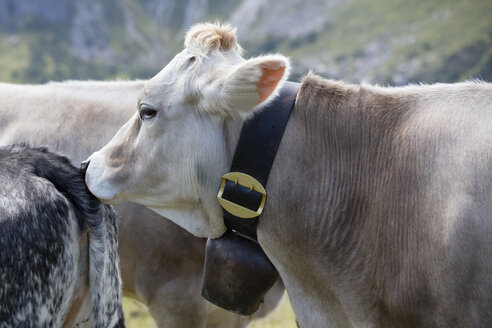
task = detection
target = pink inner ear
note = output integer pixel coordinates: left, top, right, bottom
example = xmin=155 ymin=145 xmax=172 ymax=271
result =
xmin=256 ymin=61 xmax=286 ymax=104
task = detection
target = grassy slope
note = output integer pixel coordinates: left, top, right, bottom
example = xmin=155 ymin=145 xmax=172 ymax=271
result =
xmin=0 ymin=36 xmax=29 ymax=83
xmin=279 ymin=0 xmax=492 ymax=83
xmin=2 ymin=0 xmax=490 ymax=84
xmin=0 ymin=30 xmax=130 ymax=83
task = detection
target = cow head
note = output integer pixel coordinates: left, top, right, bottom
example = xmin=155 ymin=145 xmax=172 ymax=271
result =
xmin=85 ymin=22 xmax=290 ymax=238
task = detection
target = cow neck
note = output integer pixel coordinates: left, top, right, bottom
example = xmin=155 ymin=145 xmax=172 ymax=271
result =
xmin=218 ymin=81 xmax=300 ymax=241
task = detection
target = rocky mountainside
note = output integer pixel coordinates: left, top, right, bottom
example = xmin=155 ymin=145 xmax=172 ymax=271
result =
xmin=0 ymin=0 xmax=490 ymax=84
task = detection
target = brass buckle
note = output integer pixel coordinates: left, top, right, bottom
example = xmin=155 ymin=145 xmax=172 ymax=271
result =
xmin=217 ymin=172 xmax=266 ymax=219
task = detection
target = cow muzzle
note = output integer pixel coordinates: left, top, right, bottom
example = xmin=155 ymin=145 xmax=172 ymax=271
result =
xmin=201 ymin=230 xmax=279 ymax=315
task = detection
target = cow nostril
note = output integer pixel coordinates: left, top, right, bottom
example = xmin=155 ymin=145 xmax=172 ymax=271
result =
xmin=80 ymin=159 xmax=90 ymax=172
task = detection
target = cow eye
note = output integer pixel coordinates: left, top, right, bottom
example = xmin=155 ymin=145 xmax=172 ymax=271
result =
xmin=139 ymin=106 xmax=157 ymax=121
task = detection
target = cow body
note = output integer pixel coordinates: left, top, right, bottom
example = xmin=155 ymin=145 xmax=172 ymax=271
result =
xmin=85 ymin=23 xmax=492 ymax=327
xmin=0 ymin=145 xmax=124 ymax=327
xmin=260 ymin=75 xmax=492 ymax=327
xmin=0 ymin=81 xmax=285 ymax=327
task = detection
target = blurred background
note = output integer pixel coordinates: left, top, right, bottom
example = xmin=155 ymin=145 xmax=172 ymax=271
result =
xmin=1 ymin=0 xmax=490 ymax=327
xmin=1 ymin=0 xmax=491 ymax=85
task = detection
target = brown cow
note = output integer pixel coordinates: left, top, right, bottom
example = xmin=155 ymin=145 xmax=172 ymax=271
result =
xmin=86 ymin=22 xmax=492 ymax=327
xmin=0 ymin=80 xmax=285 ymax=328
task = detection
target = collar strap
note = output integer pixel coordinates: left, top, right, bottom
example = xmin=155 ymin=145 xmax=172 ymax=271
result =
xmin=217 ymin=81 xmax=300 ymax=240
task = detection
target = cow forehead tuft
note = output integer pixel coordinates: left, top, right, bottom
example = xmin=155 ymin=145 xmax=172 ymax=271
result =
xmin=184 ymin=22 xmax=239 ymax=54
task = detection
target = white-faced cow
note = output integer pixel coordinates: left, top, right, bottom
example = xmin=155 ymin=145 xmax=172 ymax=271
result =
xmin=86 ymin=22 xmax=492 ymax=328
xmin=0 ymin=80 xmax=285 ymax=327
xmin=0 ymin=145 xmax=124 ymax=327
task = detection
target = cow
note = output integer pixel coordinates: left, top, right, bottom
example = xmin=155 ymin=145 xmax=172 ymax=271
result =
xmin=0 ymin=80 xmax=285 ymax=327
xmin=0 ymin=144 xmax=124 ymax=327
xmin=85 ymin=22 xmax=492 ymax=328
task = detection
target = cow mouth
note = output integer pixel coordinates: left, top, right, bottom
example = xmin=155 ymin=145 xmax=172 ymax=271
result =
xmin=97 ymin=195 xmax=122 ymax=205
xmin=87 ymin=188 xmax=122 ymax=205
xmin=84 ymin=172 xmax=122 ymax=204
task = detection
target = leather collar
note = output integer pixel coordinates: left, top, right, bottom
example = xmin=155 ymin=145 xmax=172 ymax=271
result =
xmin=217 ymin=81 xmax=299 ymax=240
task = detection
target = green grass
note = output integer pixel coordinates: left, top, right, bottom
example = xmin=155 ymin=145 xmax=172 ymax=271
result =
xmin=123 ymin=293 xmax=297 ymax=328
xmin=249 ymin=295 xmax=297 ymax=328
xmin=279 ymin=0 xmax=492 ymax=83
xmin=1 ymin=0 xmax=490 ymax=84
xmin=123 ymin=298 xmax=158 ymax=328
xmin=0 ymin=34 xmax=30 ymax=83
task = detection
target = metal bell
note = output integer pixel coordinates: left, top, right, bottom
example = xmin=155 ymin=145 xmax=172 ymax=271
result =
xmin=201 ymin=230 xmax=279 ymax=315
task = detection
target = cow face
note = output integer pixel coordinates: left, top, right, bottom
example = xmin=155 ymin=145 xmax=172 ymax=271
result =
xmin=85 ymin=23 xmax=290 ymax=238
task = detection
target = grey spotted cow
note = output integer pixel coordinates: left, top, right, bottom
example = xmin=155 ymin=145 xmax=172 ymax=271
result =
xmin=0 ymin=145 xmax=124 ymax=328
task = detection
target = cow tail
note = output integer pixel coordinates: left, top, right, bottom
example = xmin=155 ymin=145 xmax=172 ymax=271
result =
xmin=87 ymin=204 xmax=124 ymax=328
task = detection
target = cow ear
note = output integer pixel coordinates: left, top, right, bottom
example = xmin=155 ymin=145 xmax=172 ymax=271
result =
xmin=223 ymin=55 xmax=290 ymax=115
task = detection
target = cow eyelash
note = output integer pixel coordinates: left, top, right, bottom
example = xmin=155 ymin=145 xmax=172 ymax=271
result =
xmin=185 ymin=56 xmax=196 ymax=69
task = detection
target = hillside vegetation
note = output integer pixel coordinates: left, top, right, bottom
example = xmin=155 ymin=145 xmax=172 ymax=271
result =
xmin=0 ymin=0 xmax=490 ymax=84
